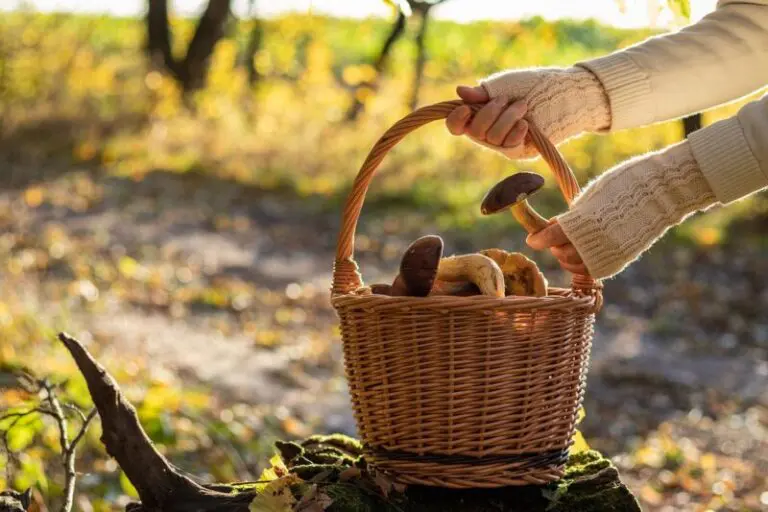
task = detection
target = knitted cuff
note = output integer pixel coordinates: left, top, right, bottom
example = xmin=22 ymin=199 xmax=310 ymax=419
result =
xmin=479 ymin=67 xmax=611 ymax=151
xmin=576 ymin=52 xmax=653 ymax=131
xmin=557 ymin=141 xmax=717 ymax=279
xmin=689 ymin=116 xmax=767 ymax=204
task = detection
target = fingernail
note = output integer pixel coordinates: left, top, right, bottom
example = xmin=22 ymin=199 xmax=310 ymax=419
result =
xmin=458 ymin=106 xmax=470 ymax=118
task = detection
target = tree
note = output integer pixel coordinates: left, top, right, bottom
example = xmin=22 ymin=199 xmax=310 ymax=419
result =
xmin=681 ymin=113 xmax=702 ymax=137
xmin=145 ymin=0 xmax=232 ymax=94
xmin=345 ymin=0 xmax=450 ymax=121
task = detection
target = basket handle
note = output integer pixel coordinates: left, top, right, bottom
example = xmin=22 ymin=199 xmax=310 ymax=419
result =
xmin=332 ymin=100 xmax=602 ymax=303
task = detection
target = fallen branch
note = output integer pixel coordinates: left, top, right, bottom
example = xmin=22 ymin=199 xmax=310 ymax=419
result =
xmin=57 ymin=332 xmax=256 ymax=512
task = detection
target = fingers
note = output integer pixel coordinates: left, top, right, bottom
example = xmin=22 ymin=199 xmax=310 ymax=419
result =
xmin=466 ymin=96 xmax=508 ymax=140
xmin=526 ymin=222 xmax=589 ymax=275
xmin=446 ymin=105 xmax=472 ymax=135
xmin=526 ymin=222 xmax=570 ymax=250
xmin=486 ymin=100 xmax=527 ymax=146
xmin=558 ymin=260 xmax=589 ymax=275
xmin=550 ymin=244 xmax=582 ymax=265
xmin=456 ymin=85 xmax=489 ymax=104
xmin=503 ymin=119 xmax=528 ymax=148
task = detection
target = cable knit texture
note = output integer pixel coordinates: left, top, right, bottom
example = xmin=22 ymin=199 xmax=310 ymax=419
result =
xmin=480 ymin=67 xmax=611 ymax=158
xmin=557 ymin=141 xmax=717 ymax=279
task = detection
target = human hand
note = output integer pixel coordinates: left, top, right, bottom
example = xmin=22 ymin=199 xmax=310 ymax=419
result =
xmin=445 ymin=86 xmax=530 ymax=159
xmin=445 ymin=67 xmax=610 ymax=159
xmin=526 ymin=221 xmax=589 ymax=276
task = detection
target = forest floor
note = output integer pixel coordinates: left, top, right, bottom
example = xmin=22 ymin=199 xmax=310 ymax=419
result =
xmin=2 ymin=163 xmax=767 ymax=511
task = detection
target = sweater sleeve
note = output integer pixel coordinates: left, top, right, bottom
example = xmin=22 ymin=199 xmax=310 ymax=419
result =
xmin=557 ymin=93 xmax=768 ymax=278
xmin=557 ymin=141 xmax=717 ymax=279
xmin=689 ymin=93 xmax=768 ymax=203
xmin=577 ymin=0 xmax=768 ymax=131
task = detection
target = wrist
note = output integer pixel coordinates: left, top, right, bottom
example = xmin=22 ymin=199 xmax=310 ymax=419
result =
xmin=480 ymin=66 xmax=611 ymax=144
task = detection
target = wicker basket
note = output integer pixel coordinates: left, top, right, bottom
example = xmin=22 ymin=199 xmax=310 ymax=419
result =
xmin=331 ymin=100 xmax=603 ymax=488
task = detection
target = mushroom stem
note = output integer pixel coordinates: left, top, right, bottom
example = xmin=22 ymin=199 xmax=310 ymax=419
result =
xmin=511 ymin=201 xmax=549 ymax=234
xmin=481 ymin=172 xmax=549 ymax=234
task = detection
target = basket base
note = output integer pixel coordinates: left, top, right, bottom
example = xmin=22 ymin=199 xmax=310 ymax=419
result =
xmin=366 ymin=447 xmax=569 ymax=488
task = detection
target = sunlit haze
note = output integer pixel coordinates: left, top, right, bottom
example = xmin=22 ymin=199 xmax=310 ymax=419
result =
xmin=12 ymin=0 xmax=718 ymax=27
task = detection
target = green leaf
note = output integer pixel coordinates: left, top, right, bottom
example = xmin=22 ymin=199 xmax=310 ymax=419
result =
xmin=667 ymin=0 xmax=691 ymax=19
xmin=120 ymin=471 xmax=139 ymax=499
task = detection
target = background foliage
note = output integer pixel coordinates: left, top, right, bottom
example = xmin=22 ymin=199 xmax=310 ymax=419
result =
xmin=1 ymin=4 xmax=767 ymax=511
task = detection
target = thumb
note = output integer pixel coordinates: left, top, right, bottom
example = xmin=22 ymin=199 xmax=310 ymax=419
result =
xmin=457 ymin=85 xmax=490 ymax=104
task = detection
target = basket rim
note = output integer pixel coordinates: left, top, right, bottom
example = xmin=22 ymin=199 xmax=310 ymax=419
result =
xmin=331 ymin=286 xmax=598 ymax=311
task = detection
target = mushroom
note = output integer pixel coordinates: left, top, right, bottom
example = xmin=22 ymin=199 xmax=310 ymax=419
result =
xmin=389 ymin=235 xmax=444 ymax=297
xmin=370 ymin=283 xmax=393 ymax=295
xmin=429 ymin=280 xmax=481 ymax=296
xmin=481 ymin=172 xmax=548 ymax=234
xmin=436 ymin=254 xmax=505 ymax=298
xmin=480 ymin=248 xmax=548 ymax=297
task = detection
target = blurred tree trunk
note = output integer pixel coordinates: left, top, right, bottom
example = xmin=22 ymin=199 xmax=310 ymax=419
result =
xmin=145 ymin=0 xmax=232 ymax=94
xmin=409 ymin=4 xmax=432 ymax=110
xmin=345 ymin=11 xmax=407 ymax=121
xmin=682 ymin=112 xmax=702 ymax=137
xmin=146 ymin=0 xmax=178 ymax=76
xmin=243 ymin=17 xmax=264 ymax=85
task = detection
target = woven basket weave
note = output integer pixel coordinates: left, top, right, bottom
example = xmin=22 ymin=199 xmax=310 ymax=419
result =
xmin=331 ymin=100 xmax=603 ymax=488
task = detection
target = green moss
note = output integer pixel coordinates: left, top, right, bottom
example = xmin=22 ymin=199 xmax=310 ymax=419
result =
xmin=564 ymin=450 xmax=612 ymax=478
xmin=245 ymin=435 xmax=641 ymax=512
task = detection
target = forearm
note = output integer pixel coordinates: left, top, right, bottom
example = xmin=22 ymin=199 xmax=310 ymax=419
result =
xmin=559 ymin=93 xmax=768 ymax=279
xmin=558 ymin=142 xmax=716 ymax=279
xmin=578 ymin=0 xmax=768 ymax=130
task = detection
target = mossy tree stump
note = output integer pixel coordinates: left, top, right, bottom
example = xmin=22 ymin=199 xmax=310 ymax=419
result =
xmin=55 ymin=333 xmax=640 ymax=512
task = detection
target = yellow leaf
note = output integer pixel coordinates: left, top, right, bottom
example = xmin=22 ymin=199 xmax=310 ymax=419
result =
xmin=571 ymin=430 xmax=590 ymax=453
xmin=256 ymin=454 xmax=289 ymax=490
xmin=118 ymin=256 xmax=140 ymax=278
xmin=250 ymin=474 xmax=299 ymax=512
xmin=24 ymin=187 xmax=44 ymax=208
xmin=576 ymin=406 xmax=586 ymax=425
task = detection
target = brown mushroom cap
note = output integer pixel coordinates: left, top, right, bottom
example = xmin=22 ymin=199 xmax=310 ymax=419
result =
xmin=480 ymin=172 xmax=545 ymax=215
xmin=390 ymin=235 xmax=444 ymax=297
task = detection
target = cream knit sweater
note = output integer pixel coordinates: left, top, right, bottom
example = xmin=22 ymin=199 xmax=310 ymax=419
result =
xmin=483 ymin=0 xmax=768 ymax=279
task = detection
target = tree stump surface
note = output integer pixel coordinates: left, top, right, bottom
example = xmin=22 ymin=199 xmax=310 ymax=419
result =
xmin=247 ymin=434 xmax=641 ymax=512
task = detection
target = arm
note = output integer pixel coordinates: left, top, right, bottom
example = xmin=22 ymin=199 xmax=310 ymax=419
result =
xmin=530 ymin=93 xmax=768 ymax=279
xmin=579 ymin=0 xmax=768 ymax=130
xmin=452 ymin=1 xmax=768 ymax=160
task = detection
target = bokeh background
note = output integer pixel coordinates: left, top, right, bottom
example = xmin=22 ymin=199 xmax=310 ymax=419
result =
xmin=1 ymin=0 xmax=766 ymax=510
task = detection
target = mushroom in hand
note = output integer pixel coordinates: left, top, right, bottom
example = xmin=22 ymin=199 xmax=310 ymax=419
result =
xmin=481 ymin=172 xmax=548 ymax=234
